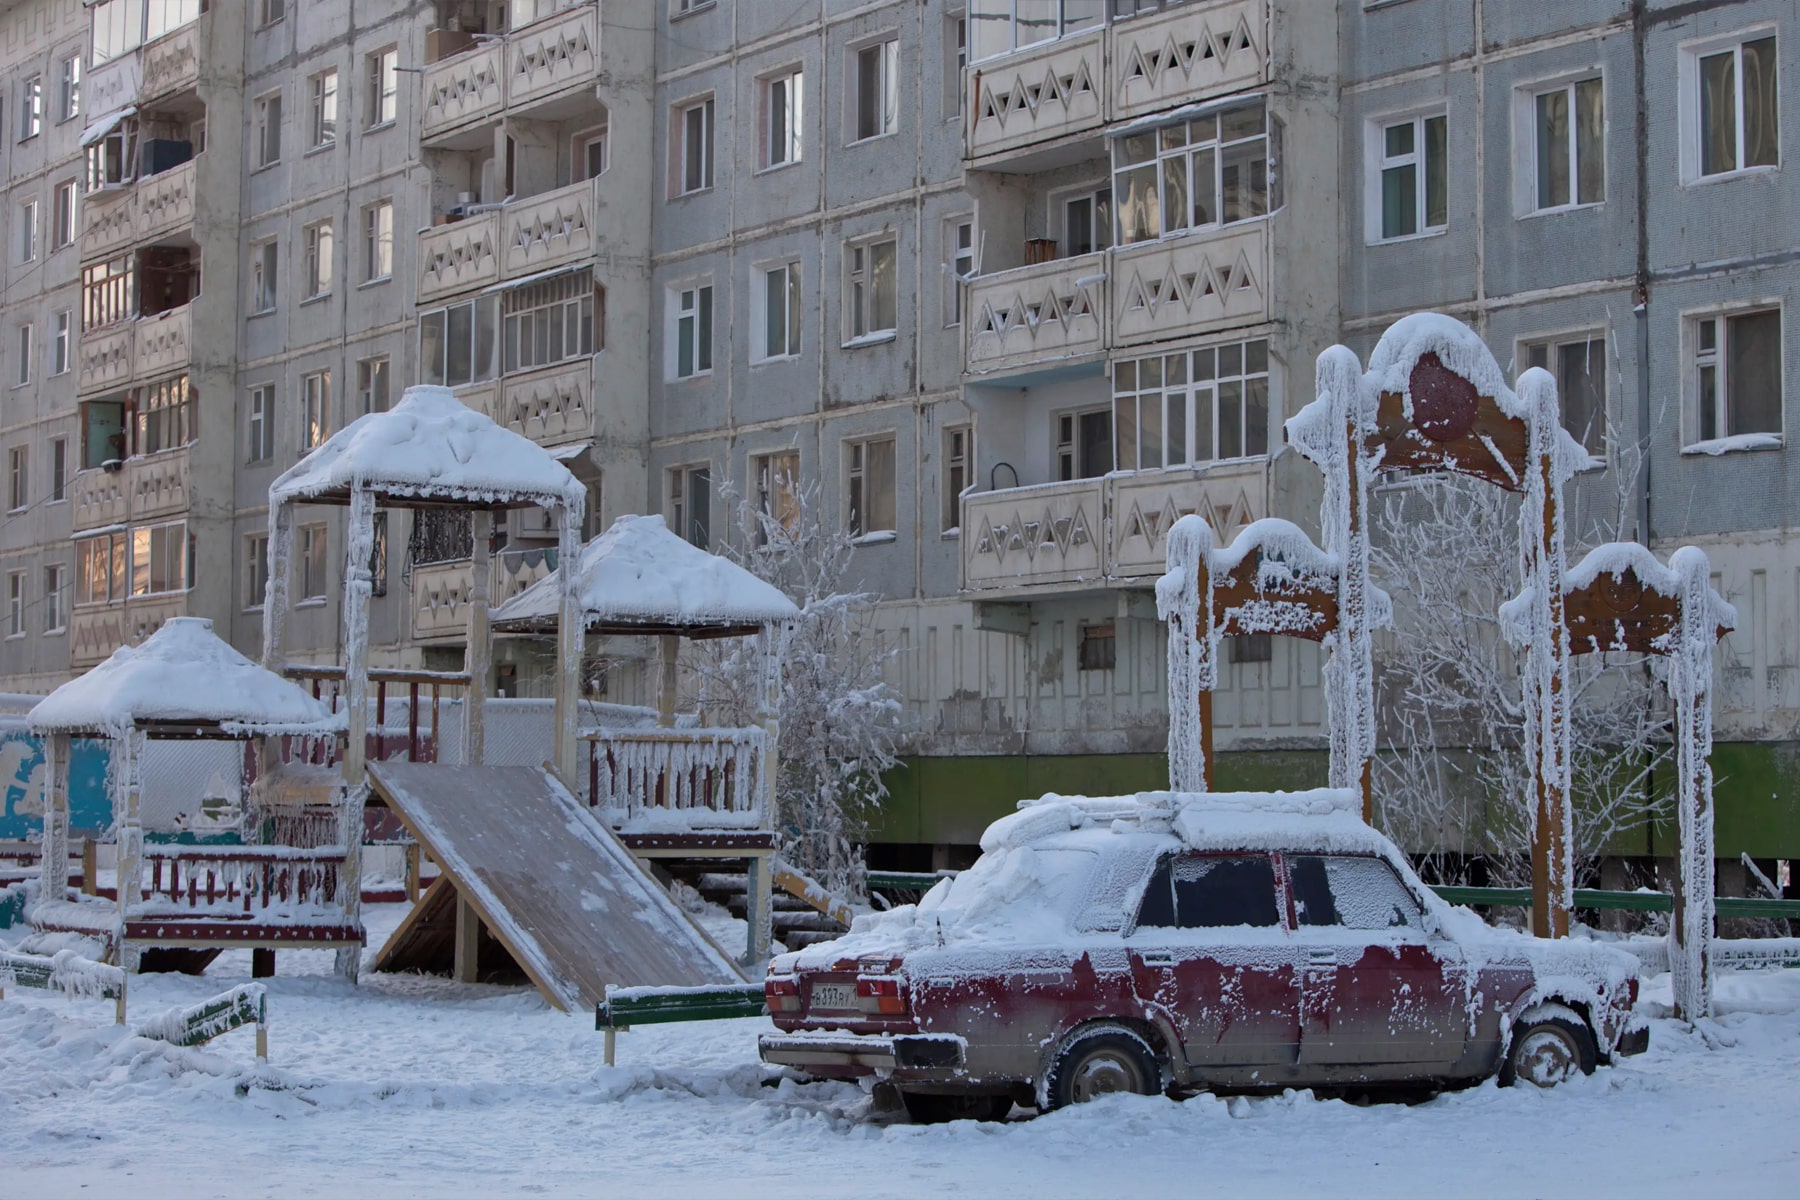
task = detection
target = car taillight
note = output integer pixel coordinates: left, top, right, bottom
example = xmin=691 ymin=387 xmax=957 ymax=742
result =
xmin=766 ymin=975 xmax=801 ymax=1013
xmin=1626 ymin=976 xmax=1639 ymax=1006
xmin=855 ymin=975 xmax=908 ymax=1015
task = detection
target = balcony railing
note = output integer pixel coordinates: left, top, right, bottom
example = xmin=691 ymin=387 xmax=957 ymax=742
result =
xmin=77 ymin=303 xmax=194 ymax=395
xmin=965 ymin=251 xmax=1108 ymax=376
xmin=583 ymin=727 xmax=768 ymax=832
xmin=418 ymin=177 xmax=598 ymax=303
xmin=70 ymin=593 xmax=187 ymax=668
xmin=80 ymin=156 xmax=199 ymax=263
xmin=71 ymin=446 xmax=191 ymax=533
xmin=81 ymin=190 xmax=137 ymax=260
xmin=965 ymin=0 xmax=1269 ymax=168
xmin=497 ymin=359 xmax=594 ymax=448
xmin=421 ymin=3 xmax=599 ymax=142
xmin=418 ymin=212 xmax=501 ymax=303
xmin=139 ymin=21 xmax=202 ymax=102
xmin=410 ymin=550 xmax=555 ymax=642
xmin=962 ymin=462 xmax=1267 ymax=592
xmin=136 ymin=846 xmax=346 ymax=922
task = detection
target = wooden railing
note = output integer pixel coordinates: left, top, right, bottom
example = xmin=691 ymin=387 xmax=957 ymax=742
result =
xmin=137 ymin=847 xmax=346 ymax=919
xmin=282 ymin=666 xmax=469 ymax=764
xmin=583 ymin=727 xmax=768 ymax=829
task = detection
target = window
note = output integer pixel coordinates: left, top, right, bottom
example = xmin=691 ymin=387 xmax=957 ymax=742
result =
xmin=1228 ymin=633 xmax=1272 ymax=664
xmin=1690 ymin=308 xmax=1782 ymax=446
xmin=251 ymin=239 xmax=279 ymax=313
xmin=759 ymin=70 xmax=803 ymax=169
xmin=674 ymin=96 xmax=714 ymax=194
xmin=576 ymin=124 xmax=609 ymax=179
xmin=502 ymin=271 xmax=596 ymax=373
xmin=86 ymin=117 xmax=136 ymax=191
xmin=19 ymin=75 xmax=41 ymax=140
xmin=942 ymin=425 xmax=972 ymax=533
xmin=92 ymin=0 xmax=203 ymax=64
xmin=1060 ymin=185 xmax=1112 ymax=256
xmin=75 ymin=531 xmax=127 ymax=605
xmin=357 ymin=357 xmax=390 ymax=415
xmin=300 ymin=371 xmax=331 ymax=451
xmin=130 ymin=521 xmax=189 ymax=596
xmin=1135 ymin=854 xmax=1280 ymax=929
xmin=309 ymin=70 xmax=338 ymax=148
xmin=17 ymin=199 xmax=37 ymax=263
xmin=14 ymin=325 xmax=31 ymax=387
xmin=1078 ymin=622 xmax=1116 ymax=671
xmin=367 ymin=48 xmax=398 ymax=128
xmin=300 ymin=524 xmax=328 ymax=599
xmin=969 ymin=1 xmax=1105 ymax=62
xmin=247 ymin=384 xmax=275 ymax=462
xmin=1114 ymin=100 xmax=1276 ymax=245
xmin=303 ymin=220 xmax=334 ymax=299
xmin=673 ymin=0 xmax=714 ymax=13
xmin=1289 ymin=855 xmax=1425 ymax=931
xmin=753 ymin=450 xmax=800 ymax=538
xmin=370 ymin=511 xmax=388 ymax=598
xmin=59 ymin=55 xmax=80 ymax=122
xmin=43 ymin=565 xmax=65 ymax=633
xmin=135 ymin=375 xmax=193 ymax=455
xmin=944 ymin=13 xmax=967 ymax=121
xmin=944 ymin=218 xmax=974 ymax=327
xmin=258 ymin=0 xmax=285 ymax=27
xmin=846 ymin=436 xmax=897 ymax=537
xmin=50 ymin=438 xmax=66 ymax=502
xmin=419 ymin=296 xmax=500 ymax=387
xmin=852 ymin=38 xmax=899 ymax=142
xmin=50 ymin=311 xmax=71 ymax=377
xmin=755 ymin=262 xmax=802 ymax=362
xmin=846 ymin=237 xmax=898 ymax=341
xmin=8 ymin=447 xmax=26 ymax=511
xmin=1114 ymin=339 xmax=1270 ymax=471
xmin=670 ymin=283 xmax=713 ymax=379
xmin=52 ymin=181 xmax=76 ymax=250
xmin=81 ymin=399 xmax=127 ymax=469
xmin=669 ymin=465 xmax=711 ymax=549
xmin=7 ymin=573 xmax=23 ymax=638
xmin=1692 ymin=34 xmax=1778 ymax=179
xmin=1056 ymin=407 xmax=1113 ymax=480
xmin=244 ymin=533 xmax=269 ymax=610
xmin=1374 ymin=112 xmax=1447 ymax=240
xmin=84 ymin=256 xmax=136 ymax=329
xmin=254 ymin=92 xmax=282 ymax=167
xmin=363 ymin=200 xmax=393 ymax=282
xmin=1524 ymin=334 xmax=1607 ymax=454
xmin=1532 ymin=78 xmax=1604 ymax=211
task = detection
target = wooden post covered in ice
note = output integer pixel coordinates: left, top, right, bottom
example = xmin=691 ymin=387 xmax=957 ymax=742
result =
xmin=1555 ymin=543 xmax=1734 ymax=1019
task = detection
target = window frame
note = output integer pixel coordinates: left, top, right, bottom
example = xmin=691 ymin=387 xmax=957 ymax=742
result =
xmin=247 ymin=383 xmax=276 ymax=463
xmin=251 ymin=238 xmax=279 ymax=314
xmin=50 ymin=310 xmax=71 ymax=377
xmin=419 ymin=295 xmax=500 ymax=388
xmin=8 ymin=445 xmax=27 ymax=512
xmin=672 ymin=95 xmax=716 ymax=197
xmin=49 ymin=437 xmax=66 ymax=502
xmin=1519 ymin=330 xmax=1609 ymax=457
xmin=1681 ymin=28 xmax=1780 ymax=183
xmin=14 ymin=323 xmax=31 ymax=388
xmin=1684 ymin=304 xmax=1785 ymax=451
xmin=1521 ymin=75 xmax=1605 ymax=215
xmin=74 ymin=530 xmax=128 ymax=606
xmin=258 ymin=0 xmax=286 ymax=28
xmin=752 ymin=449 xmax=801 ymax=539
xmin=244 ymin=532 xmax=270 ymax=611
xmin=43 ymin=564 xmax=65 ymax=634
xmin=845 ymin=235 xmax=899 ymax=345
xmin=752 ymin=260 xmax=803 ymax=364
xmin=58 ymin=55 xmax=81 ymax=123
xmin=758 ymin=67 xmax=804 ymax=171
xmin=968 ymin=1 xmax=1104 ymax=64
xmin=356 ymin=356 xmax=390 ymax=415
xmin=363 ymin=199 xmax=394 ymax=283
xmin=253 ymin=90 xmax=283 ymax=169
xmin=129 ymin=520 xmax=190 ymax=598
xmin=1052 ymin=181 xmax=1112 ymax=257
xmin=668 ymin=281 xmax=714 ymax=380
xmin=1113 ymin=99 xmax=1276 ymax=246
xmin=18 ymin=197 xmax=38 ymax=263
xmin=668 ymin=463 xmax=712 ymax=549
xmin=1368 ymin=109 xmax=1448 ymax=243
xmin=309 ymin=68 xmax=339 ymax=150
xmin=366 ymin=47 xmax=399 ymax=130
xmin=573 ymin=122 xmax=609 ymax=180
xmin=849 ymin=36 xmax=900 ymax=144
xmin=1056 ymin=404 xmax=1114 ymax=481
xmin=942 ymin=424 xmax=973 ymax=534
xmin=302 ymin=219 xmax=334 ymax=300
xmin=52 ymin=179 xmax=77 ymax=250
xmin=19 ymin=74 xmax=42 ymax=141
xmin=6 ymin=571 xmax=24 ymax=639
xmin=1112 ymin=338 xmax=1273 ymax=472
xmin=300 ymin=370 xmax=332 ymax=452
xmin=299 ymin=523 xmax=328 ymax=601
xmin=944 ymin=216 xmax=975 ymax=327
xmin=845 ymin=434 xmax=898 ymax=540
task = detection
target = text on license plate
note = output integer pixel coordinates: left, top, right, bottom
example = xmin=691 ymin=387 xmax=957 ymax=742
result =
xmin=811 ymin=982 xmax=856 ymax=1010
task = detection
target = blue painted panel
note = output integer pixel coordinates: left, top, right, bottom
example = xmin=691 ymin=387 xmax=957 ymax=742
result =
xmin=0 ymin=724 xmax=114 ymax=838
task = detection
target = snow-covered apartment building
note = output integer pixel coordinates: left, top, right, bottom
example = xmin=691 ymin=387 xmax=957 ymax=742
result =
xmin=0 ymin=0 xmax=1793 ymax=874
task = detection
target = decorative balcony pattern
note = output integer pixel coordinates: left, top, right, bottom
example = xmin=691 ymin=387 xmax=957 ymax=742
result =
xmin=70 ymin=594 xmax=186 ymax=668
xmin=499 ymin=179 xmax=597 ymax=277
xmin=71 ymin=469 xmax=127 ymax=532
xmin=417 ymin=213 xmax=500 ymax=303
xmin=134 ymin=304 xmax=191 ymax=379
xmin=965 ymin=252 xmax=1108 ymax=376
xmin=498 ymin=360 xmax=594 ymax=448
xmin=77 ymin=307 xmax=194 ymax=396
xmin=1108 ymin=0 xmax=1267 ymax=123
xmin=1110 ymin=222 xmax=1269 ymax=348
xmin=420 ymin=42 xmax=505 ymax=141
xmin=136 ymin=159 xmax=197 ymax=242
xmin=81 ymin=192 xmax=136 ymax=261
xmin=584 ymin=727 xmax=768 ymax=831
xmin=967 ymin=30 xmax=1105 ymax=162
xmin=507 ymin=4 xmax=600 ymax=110
xmin=77 ymin=325 xmax=134 ymax=396
xmin=131 ymin=448 xmax=190 ymax=522
xmin=962 ymin=464 xmax=1267 ymax=591
xmin=411 ymin=552 xmax=554 ymax=642
xmin=140 ymin=23 xmax=201 ymax=101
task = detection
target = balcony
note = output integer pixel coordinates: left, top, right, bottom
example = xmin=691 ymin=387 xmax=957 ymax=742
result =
xmin=140 ymin=22 xmax=202 ymax=102
xmin=76 ymin=304 xmax=194 ymax=396
xmin=496 ymin=359 xmax=594 ymax=448
xmin=421 ymin=4 xmax=599 ymax=144
xmin=965 ymin=0 xmax=1269 ymax=169
xmin=71 ymin=446 xmax=191 ymax=533
xmin=961 ymin=462 xmax=1267 ymax=593
xmin=1110 ymin=221 xmax=1269 ymax=348
xmin=80 ymin=158 xmax=198 ymax=262
xmin=411 ymin=550 xmax=555 ymax=642
xmin=582 ymin=727 xmax=769 ymax=832
xmin=417 ymin=177 xmax=598 ymax=303
xmin=965 ymin=252 xmax=1108 ymax=377
xmin=70 ymin=593 xmax=187 ymax=669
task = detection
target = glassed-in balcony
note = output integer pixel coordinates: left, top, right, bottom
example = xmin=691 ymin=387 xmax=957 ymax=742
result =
xmin=421 ymin=2 xmax=600 ymax=144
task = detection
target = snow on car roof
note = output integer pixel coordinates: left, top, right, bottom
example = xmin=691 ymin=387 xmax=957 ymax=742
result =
xmin=981 ymin=788 xmax=1396 ymax=858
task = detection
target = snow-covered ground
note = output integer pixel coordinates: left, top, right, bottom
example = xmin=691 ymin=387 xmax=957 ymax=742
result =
xmin=4 ymin=902 xmax=1797 ymax=1199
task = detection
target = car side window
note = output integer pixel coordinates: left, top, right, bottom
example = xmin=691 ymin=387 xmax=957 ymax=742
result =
xmin=1135 ymin=854 xmax=1280 ymax=929
xmin=1290 ymin=855 xmax=1424 ymax=931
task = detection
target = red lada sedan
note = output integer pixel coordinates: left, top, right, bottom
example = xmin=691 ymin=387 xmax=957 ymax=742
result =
xmin=760 ymin=790 xmax=1647 ymax=1122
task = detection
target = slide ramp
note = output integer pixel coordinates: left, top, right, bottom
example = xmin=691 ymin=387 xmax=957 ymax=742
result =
xmin=368 ymin=762 xmax=744 ymax=1011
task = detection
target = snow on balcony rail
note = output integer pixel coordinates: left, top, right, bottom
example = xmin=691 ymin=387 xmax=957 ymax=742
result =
xmin=585 ymin=726 xmax=768 ymax=831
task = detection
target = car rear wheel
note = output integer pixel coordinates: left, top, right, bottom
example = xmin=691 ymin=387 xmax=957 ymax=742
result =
xmin=1043 ymin=1023 xmax=1162 ymax=1111
xmin=1500 ymin=1004 xmax=1597 ymax=1088
xmin=898 ymin=1091 xmax=1012 ymax=1124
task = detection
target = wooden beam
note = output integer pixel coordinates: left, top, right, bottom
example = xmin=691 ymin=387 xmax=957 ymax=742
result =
xmin=453 ymin=888 xmax=481 ymax=984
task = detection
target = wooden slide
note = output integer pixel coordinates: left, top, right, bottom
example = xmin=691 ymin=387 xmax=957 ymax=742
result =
xmin=368 ymin=763 xmax=744 ymax=1011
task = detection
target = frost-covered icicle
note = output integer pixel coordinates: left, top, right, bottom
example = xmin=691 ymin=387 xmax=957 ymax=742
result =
xmin=1156 ymin=515 xmax=1214 ymax=792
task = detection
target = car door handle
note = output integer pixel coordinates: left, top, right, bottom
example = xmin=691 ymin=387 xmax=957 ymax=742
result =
xmin=1139 ymin=952 xmax=1176 ymax=967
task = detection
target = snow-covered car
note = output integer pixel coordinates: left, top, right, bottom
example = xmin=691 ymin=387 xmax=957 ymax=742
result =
xmin=759 ymin=789 xmax=1647 ymax=1122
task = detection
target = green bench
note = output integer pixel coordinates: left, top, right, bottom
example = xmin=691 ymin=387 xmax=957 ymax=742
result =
xmin=595 ymin=983 xmax=767 ymax=1065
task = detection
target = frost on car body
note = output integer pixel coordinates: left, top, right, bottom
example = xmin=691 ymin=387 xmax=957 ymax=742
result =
xmin=759 ymin=789 xmax=1646 ymax=1111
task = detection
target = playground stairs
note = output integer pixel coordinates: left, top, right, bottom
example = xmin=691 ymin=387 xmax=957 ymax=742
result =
xmin=666 ymin=864 xmax=851 ymax=951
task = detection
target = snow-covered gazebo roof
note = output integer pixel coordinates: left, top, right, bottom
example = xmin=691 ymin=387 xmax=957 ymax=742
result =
xmin=269 ymin=384 xmax=585 ymax=511
xmin=492 ymin=515 xmax=800 ymax=639
xmin=29 ymin=617 xmax=337 ymax=739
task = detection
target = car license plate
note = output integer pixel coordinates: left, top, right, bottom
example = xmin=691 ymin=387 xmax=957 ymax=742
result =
xmin=811 ymin=982 xmax=856 ymax=1010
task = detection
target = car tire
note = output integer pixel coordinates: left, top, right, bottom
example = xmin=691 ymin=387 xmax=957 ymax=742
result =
xmin=1042 ymin=1023 xmax=1163 ymax=1111
xmin=1499 ymin=1003 xmax=1597 ymax=1088
xmin=898 ymin=1091 xmax=1012 ymax=1124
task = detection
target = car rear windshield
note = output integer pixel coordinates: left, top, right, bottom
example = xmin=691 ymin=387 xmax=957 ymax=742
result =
xmin=1288 ymin=854 xmax=1425 ymax=931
